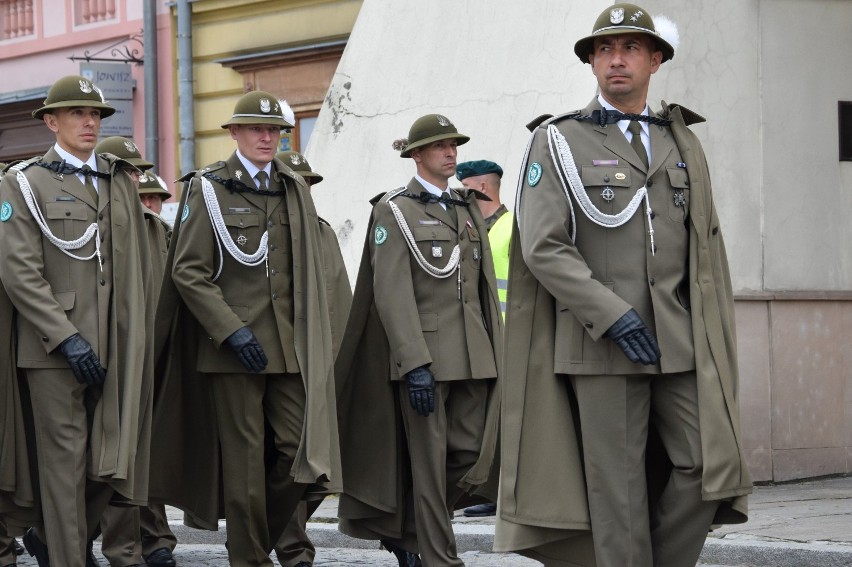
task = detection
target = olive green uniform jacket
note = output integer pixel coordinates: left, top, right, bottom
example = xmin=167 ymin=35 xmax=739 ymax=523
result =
xmin=494 ymin=103 xmax=752 ymax=563
xmin=0 ymin=151 xmax=154 ymax=526
xmin=148 ymin=155 xmax=340 ymax=530
xmin=335 ymin=185 xmax=502 ymax=542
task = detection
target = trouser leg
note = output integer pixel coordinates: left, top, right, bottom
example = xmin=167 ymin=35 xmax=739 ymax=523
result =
xmin=27 ymin=369 xmax=113 ymax=567
xmin=0 ymin=520 xmax=16 ymax=566
xmin=100 ymin=505 xmax=143 ymax=566
xmin=262 ymin=374 xmax=308 ymax=552
xmin=399 ymin=380 xmax=487 ymax=567
xmin=273 ymin=499 xmax=321 ymax=567
xmin=139 ymin=504 xmax=177 ymax=557
xmin=571 ymin=374 xmax=653 ymax=567
xmin=649 ymin=371 xmax=719 ymax=567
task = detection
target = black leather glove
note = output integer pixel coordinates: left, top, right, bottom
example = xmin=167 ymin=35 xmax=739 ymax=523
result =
xmin=58 ymin=333 xmax=106 ymax=386
xmin=604 ymin=309 xmax=661 ymax=366
xmin=226 ymin=326 xmax=268 ymax=373
xmin=406 ymin=365 xmax=435 ymax=417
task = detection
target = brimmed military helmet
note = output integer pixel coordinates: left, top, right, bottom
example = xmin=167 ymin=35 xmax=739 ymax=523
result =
xmin=276 ymin=151 xmax=323 ymax=184
xmin=95 ymin=136 xmax=154 ymax=170
xmin=138 ymin=172 xmax=171 ymax=198
xmin=33 ymin=75 xmax=115 ymax=119
xmin=221 ymin=90 xmax=294 ymax=129
xmin=397 ymin=114 xmax=469 ymax=158
xmin=574 ymin=3 xmax=674 ymax=64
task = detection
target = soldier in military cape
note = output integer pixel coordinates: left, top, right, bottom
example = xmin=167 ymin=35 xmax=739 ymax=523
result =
xmin=0 ymin=75 xmax=154 ymax=567
xmin=493 ymin=5 xmax=752 ymax=567
xmin=148 ymin=91 xmax=340 ymax=567
xmin=335 ymin=114 xmax=502 ymax=567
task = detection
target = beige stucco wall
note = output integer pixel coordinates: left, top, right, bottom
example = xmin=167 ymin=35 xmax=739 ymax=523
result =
xmin=309 ymin=0 xmax=852 ymax=481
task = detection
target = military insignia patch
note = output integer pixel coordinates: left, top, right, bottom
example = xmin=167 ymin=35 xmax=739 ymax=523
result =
xmin=124 ymin=140 xmax=137 ymax=153
xmin=436 ymin=115 xmax=450 ymax=127
xmin=527 ymin=162 xmax=543 ymax=187
xmin=181 ymin=204 xmax=190 ymax=222
xmin=0 ymin=201 xmax=12 ymax=222
xmin=610 ymin=7 xmax=624 ymax=24
xmin=615 ymin=172 xmax=626 ymax=180
xmin=79 ymin=79 xmax=93 ymax=94
xmin=290 ymin=154 xmax=301 ymax=166
xmin=374 ymin=225 xmax=388 ymax=245
xmin=260 ymin=99 xmax=271 ymax=113
xmin=235 ymin=170 xmax=243 ymax=180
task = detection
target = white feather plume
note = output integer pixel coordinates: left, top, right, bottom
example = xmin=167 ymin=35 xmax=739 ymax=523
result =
xmin=654 ymin=14 xmax=680 ymax=53
xmin=278 ymin=99 xmax=295 ymax=127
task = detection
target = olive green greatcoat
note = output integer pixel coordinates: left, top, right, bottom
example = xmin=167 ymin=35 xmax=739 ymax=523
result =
xmin=148 ymin=154 xmax=340 ymax=530
xmin=335 ymin=185 xmax=502 ymax=543
xmin=0 ymin=150 xmax=154 ymax=525
xmin=494 ymin=103 xmax=752 ymax=564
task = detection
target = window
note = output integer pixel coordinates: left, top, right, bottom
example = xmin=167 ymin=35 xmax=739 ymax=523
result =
xmin=278 ymin=113 xmax=318 ymax=153
xmin=840 ymin=102 xmax=852 ymax=161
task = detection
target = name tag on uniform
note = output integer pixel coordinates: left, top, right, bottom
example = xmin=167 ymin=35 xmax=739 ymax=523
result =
xmin=592 ymin=159 xmax=619 ymax=166
xmin=419 ymin=219 xmax=442 ymax=225
xmin=228 ymin=207 xmax=251 ymax=214
xmin=55 ymin=196 xmax=77 ymax=201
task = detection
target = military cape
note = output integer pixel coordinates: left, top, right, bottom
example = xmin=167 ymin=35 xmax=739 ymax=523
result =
xmin=494 ymin=103 xmax=752 ymax=564
xmin=335 ymin=189 xmax=502 ymax=544
xmin=0 ymin=154 xmax=154 ymax=527
xmin=148 ymin=157 xmax=341 ymax=530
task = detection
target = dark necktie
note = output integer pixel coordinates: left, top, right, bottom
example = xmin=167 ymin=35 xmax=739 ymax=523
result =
xmin=627 ymin=121 xmax=649 ymax=169
xmin=255 ymin=170 xmax=269 ymax=190
xmin=80 ymin=165 xmax=98 ymax=203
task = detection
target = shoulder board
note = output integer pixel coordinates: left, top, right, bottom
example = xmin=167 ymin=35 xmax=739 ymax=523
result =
xmin=10 ymin=156 xmax=41 ymax=172
xmin=194 ymin=161 xmax=226 ymax=177
xmin=660 ymin=101 xmax=706 ymax=126
xmin=538 ymin=110 xmax=582 ymax=130
xmin=454 ymin=187 xmax=491 ymax=202
xmin=526 ymin=113 xmax=554 ymax=132
xmin=176 ymin=171 xmax=197 ymax=183
xmin=1 ymin=159 xmax=23 ymax=174
xmin=318 ymin=216 xmax=331 ymax=227
xmin=378 ymin=188 xmax=405 ymax=205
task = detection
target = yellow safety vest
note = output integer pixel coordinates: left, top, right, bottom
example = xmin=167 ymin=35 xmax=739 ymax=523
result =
xmin=487 ymin=211 xmax=513 ymax=320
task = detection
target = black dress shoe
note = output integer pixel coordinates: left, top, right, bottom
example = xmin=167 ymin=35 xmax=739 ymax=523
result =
xmin=463 ymin=502 xmax=497 ymax=517
xmin=22 ymin=528 xmax=50 ymax=567
xmin=14 ymin=538 xmax=25 ymax=555
xmin=86 ymin=539 xmax=99 ymax=567
xmin=145 ymin=547 xmax=176 ymax=567
xmin=380 ymin=540 xmax=422 ymax=567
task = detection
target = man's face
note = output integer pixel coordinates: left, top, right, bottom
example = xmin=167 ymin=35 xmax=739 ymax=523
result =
xmin=412 ymin=139 xmax=458 ymax=187
xmin=589 ymin=33 xmax=661 ymax=107
xmin=125 ymin=168 xmax=141 ymax=189
xmin=229 ymin=124 xmax=280 ymax=169
xmin=44 ymin=107 xmax=101 ymax=161
xmin=140 ymin=193 xmax=165 ymax=215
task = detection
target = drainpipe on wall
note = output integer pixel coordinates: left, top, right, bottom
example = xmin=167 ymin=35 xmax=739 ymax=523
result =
xmin=143 ymin=0 xmax=159 ymax=168
xmin=177 ymin=0 xmax=195 ymax=175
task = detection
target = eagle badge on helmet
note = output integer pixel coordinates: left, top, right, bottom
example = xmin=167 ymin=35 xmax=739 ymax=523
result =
xmin=124 ymin=140 xmax=137 ymax=153
xmin=290 ymin=154 xmax=301 ymax=166
xmin=436 ymin=115 xmax=450 ymax=127
xmin=610 ymin=7 xmax=625 ymax=24
xmin=79 ymin=80 xmax=93 ymax=94
xmin=260 ymin=98 xmax=271 ymax=113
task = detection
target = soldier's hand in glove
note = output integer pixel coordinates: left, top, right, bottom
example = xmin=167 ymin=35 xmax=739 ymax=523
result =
xmin=604 ymin=308 xmax=661 ymax=365
xmin=226 ymin=326 xmax=268 ymax=373
xmin=58 ymin=333 xmax=106 ymax=386
xmin=406 ymin=365 xmax=435 ymax=417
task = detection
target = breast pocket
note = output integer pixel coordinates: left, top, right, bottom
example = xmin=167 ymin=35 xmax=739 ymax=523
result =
xmin=45 ymin=201 xmax=91 ymax=240
xmin=580 ymin=165 xmax=632 ymax=212
xmin=223 ymin=213 xmax=260 ymax=248
xmin=666 ymin=167 xmax=690 ymax=222
xmin=412 ymin=225 xmax=455 ymax=263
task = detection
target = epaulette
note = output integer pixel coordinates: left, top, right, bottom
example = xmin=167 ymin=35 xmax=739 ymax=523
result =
xmin=536 ymin=110 xmax=582 ymax=130
xmin=371 ymin=191 xmax=392 ymax=206
xmin=10 ymin=156 xmax=41 ymax=172
xmin=454 ymin=187 xmax=491 ymax=202
xmin=176 ymin=171 xmax=197 ymax=183
xmin=1 ymin=159 xmax=23 ymax=174
xmin=660 ymin=101 xmax=706 ymax=126
xmin=193 ymin=161 xmax=226 ymax=178
xmin=526 ymin=113 xmax=555 ymax=132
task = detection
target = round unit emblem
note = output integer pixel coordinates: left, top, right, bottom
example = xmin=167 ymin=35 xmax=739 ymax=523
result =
xmin=374 ymin=225 xmax=388 ymax=245
xmin=601 ymin=187 xmax=615 ymax=202
xmin=181 ymin=204 xmax=190 ymax=222
xmin=527 ymin=162 xmax=543 ymax=187
xmin=0 ymin=201 xmax=13 ymax=222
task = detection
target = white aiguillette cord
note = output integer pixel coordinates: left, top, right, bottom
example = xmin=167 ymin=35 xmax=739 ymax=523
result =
xmin=12 ymin=163 xmax=103 ymax=269
xmin=200 ymin=176 xmax=269 ymax=281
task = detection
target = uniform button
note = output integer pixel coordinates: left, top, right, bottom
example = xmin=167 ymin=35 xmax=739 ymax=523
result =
xmin=396 ymin=361 xmax=402 ymax=367
xmin=100 ymin=279 xmax=106 ymax=286
xmin=100 ymin=235 xmax=105 ymax=242
xmin=269 ymin=244 xmax=276 ymax=251
xmin=272 ymin=293 xmax=278 ymax=300
xmin=603 ymin=175 xmax=610 ymax=183
xmin=42 ymin=336 xmax=49 ymax=342
xmin=646 ymin=180 xmax=653 ymax=187
xmin=712 ymin=227 xmax=719 ymax=235
xmin=267 ymin=220 xmax=273 ymax=227
xmin=650 ymin=211 xmax=656 ymax=219
xmin=270 ymin=268 xmax=276 ymax=276
xmin=650 ymin=277 xmax=656 ymax=286
xmin=584 ymin=322 xmax=593 ymax=329
xmin=65 ymin=211 xmax=71 ymax=216
xmin=98 ymin=214 xmax=104 ymax=220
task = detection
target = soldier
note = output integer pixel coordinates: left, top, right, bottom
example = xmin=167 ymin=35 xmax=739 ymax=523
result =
xmin=494 ymin=4 xmax=752 ymax=566
xmin=272 ymin=151 xmax=351 ymax=567
xmin=0 ymin=75 xmax=153 ymax=567
xmin=152 ymin=91 xmax=340 ymax=567
xmin=336 ymin=114 xmax=502 ymax=567
xmin=91 ymin=137 xmax=177 ymax=567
